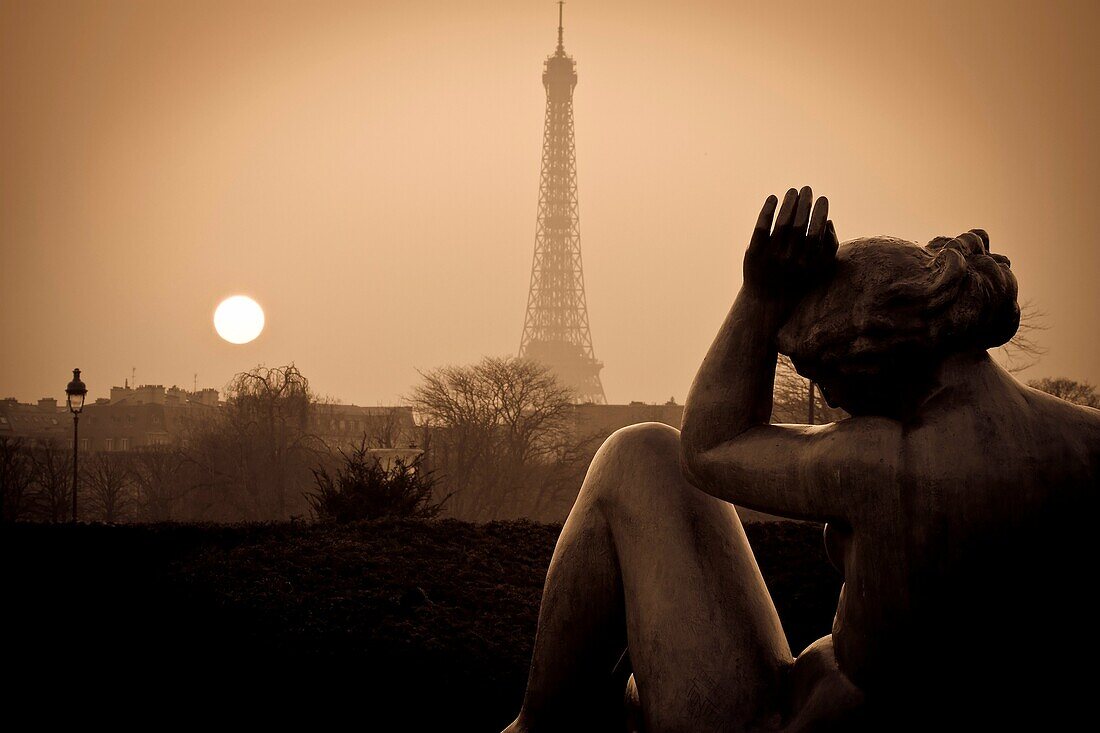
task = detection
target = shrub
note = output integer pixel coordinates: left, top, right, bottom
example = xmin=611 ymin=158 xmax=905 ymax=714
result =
xmin=307 ymin=439 xmax=445 ymax=522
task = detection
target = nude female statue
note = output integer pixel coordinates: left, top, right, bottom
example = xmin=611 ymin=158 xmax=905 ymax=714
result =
xmin=503 ymin=187 xmax=1100 ymax=732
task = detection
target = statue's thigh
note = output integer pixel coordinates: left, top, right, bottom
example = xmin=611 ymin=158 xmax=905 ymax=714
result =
xmin=591 ymin=423 xmax=793 ymax=731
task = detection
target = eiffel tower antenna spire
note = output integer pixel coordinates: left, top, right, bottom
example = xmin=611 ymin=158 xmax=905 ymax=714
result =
xmin=519 ymin=4 xmax=606 ymax=404
xmin=557 ymin=1 xmax=565 ymax=54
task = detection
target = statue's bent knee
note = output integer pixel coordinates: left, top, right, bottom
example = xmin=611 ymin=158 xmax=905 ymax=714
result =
xmin=587 ymin=422 xmax=685 ymax=510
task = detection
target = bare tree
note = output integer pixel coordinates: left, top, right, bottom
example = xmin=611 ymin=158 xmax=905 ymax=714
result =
xmin=408 ymin=356 xmax=586 ymax=521
xmin=131 ymin=447 xmax=193 ymax=521
xmin=369 ymin=407 xmax=406 ymax=449
xmin=0 ymin=437 xmax=36 ymax=521
xmin=1027 ymin=377 xmax=1100 ymax=408
xmin=526 ymin=429 xmax=600 ymax=520
xmin=167 ymin=366 xmax=350 ymax=522
xmin=996 ymin=301 xmax=1048 ymax=374
xmin=172 ymin=407 xmax=232 ymax=520
xmin=83 ymin=452 xmax=135 ymax=523
xmin=219 ymin=364 xmax=323 ymax=519
xmin=29 ymin=439 xmax=71 ymax=522
xmin=771 ymin=355 xmax=846 ymax=425
xmin=408 ymin=363 xmax=498 ymax=518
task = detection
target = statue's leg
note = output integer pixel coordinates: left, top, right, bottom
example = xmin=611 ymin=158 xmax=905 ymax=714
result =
xmin=505 ymin=422 xmax=792 ymax=733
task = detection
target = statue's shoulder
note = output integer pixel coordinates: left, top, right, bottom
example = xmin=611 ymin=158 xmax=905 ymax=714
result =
xmin=1021 ymin=381 xmax=1100 ymax=423
xmin=894 ymin=381 xmax=1098 ymax=515
xmin=1018 ymin=383 xmax=1100 ymax=467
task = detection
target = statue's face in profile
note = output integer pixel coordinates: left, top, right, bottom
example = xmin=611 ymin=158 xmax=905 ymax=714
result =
xmin=809 ymin=365 xmax=880 ymax=416
xmin=777 ymin=235 xmax=1019 ymax=419
xmin=802 ymin=358 xmax=937 ymax=419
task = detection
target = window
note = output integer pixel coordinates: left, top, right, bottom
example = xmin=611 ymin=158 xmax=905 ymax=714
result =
xmin=105 ymin=438 xmax=114 ymax=452
xmin=127 ymin=414 xmax=135 ymax=426
xmin=152 ymin=414 xmax=161 ymax=425
xmin=120 ymin=438 xmax=130 ymax=451
xmin=80 ymin=438 xmax=90 ymax=450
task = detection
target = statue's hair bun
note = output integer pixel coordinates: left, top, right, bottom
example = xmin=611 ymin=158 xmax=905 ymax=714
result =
xmin=778 ymin=235 xmax=1020 ymax=372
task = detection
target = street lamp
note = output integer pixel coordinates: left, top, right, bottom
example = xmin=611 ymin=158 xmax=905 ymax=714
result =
xmin=65 ymin=368 xmax=87 ymax=523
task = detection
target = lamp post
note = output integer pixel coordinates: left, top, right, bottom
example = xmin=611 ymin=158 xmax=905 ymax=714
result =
xmin=65 ymin=368 xmax=87 ymax=523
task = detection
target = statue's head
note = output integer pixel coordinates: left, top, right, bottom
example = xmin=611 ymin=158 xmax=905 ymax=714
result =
xmin=777 ymin=232 xmax=1019 ymax=418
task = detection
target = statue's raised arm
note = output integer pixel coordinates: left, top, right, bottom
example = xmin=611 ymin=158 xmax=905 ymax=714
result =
xmin=680 ymin=187 xmax=899 ymax=522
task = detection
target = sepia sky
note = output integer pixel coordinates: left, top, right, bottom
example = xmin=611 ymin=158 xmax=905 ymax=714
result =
xmin=2 ymin=0 xmax=1098 ymax=405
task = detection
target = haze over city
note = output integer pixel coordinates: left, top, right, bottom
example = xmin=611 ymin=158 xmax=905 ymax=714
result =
xmin=3 ymin=0 xmax=1098 ymax=405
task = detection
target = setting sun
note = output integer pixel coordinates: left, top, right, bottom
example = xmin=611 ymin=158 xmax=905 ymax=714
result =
xmin=213 ymin=295 xmax=264 ymax=344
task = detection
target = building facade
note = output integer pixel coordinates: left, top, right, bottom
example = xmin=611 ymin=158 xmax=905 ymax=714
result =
xmin=1 ymin=384 xmax=221 ymax=452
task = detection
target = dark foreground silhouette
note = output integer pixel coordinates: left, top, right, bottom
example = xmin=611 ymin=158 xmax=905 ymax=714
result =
xmin=3 ymin=519 xmax=836 ymax=728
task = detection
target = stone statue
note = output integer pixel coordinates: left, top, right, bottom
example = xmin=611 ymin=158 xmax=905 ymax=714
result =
xmin=502 ymin=187 xmax=1100 ymax=732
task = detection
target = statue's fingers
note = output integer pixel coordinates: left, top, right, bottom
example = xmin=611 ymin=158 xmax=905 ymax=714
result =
xmin=772 ymin=188 xmax=799 ymax=260
xmin=792 ymin=186 xmax=814 ymax=236
xmin=774 ymin=188 xmax=799 ymax=236
xmin=808 ymin=196 xmax=829 ymax=239
xmin=748 ymin=195 xmax=779 ymax=255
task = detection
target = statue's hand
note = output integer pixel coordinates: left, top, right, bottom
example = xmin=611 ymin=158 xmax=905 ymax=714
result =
xmin=743 ymin=186 xmax=837 ymax=314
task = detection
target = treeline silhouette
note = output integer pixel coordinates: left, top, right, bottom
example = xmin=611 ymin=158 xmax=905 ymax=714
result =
xmin=0 ymin=360 xmax=599 ymax=524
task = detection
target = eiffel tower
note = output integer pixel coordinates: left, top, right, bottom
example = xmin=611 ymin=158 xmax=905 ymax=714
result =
xmin=520 ymin=3 xmax=606 ymax=404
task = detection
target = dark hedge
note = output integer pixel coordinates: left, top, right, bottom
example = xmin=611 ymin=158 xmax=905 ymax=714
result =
xmin=2 ymin=519 xmax=838 ymax=729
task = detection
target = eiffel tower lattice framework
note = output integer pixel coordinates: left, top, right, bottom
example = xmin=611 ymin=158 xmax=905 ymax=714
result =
xmin=519 ymin=3 xmax=606 ymax=404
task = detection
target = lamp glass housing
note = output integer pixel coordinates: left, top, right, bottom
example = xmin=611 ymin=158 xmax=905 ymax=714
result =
xmin=66 ymin=369 xmax=87 ymax=414
xmin=67 ymin=391 xmax=85 ymax=413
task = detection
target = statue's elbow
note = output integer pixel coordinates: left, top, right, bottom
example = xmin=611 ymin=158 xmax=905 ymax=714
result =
xmin=677 ymin=436 xmax=710 ymax=492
